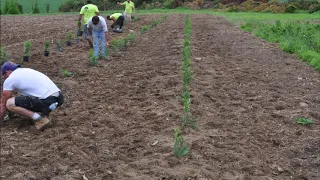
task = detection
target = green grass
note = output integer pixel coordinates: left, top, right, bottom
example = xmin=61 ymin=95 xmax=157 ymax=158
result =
xmin=61 ymin=68 xmax=73 ymax=77
xmin=213 ymin=12 xmax=320 ymax=23
xmin=241 ymin=21 xmax=320 ymax=69
xmin=0 ymin=0 xmax=67 ymax=13
xmin=296 ymin=117 xmax=313 ymax=125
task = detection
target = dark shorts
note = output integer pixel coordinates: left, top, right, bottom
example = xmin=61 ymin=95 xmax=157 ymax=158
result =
xmin=15 ymin=92 xmax=64 ymax=115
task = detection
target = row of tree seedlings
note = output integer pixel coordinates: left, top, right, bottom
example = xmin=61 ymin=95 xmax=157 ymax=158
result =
xmin=89 ymin=15 xmax=166 ymax=65
xmin=173 ymin=14 xmax=196 ymax=158
xmin=20 ymin=31 xmax=77 ymax=62
xmin=87 ymin=15 xmax=166 ymax=65
xmin=88 ymin=31 xmax=138 ymax=65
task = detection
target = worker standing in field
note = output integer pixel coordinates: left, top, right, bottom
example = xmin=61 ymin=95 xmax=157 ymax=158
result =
xmin=107 ymin=13 xmax=125 ymax=33
xmin=0 ymin=61 xmax=64 ymax=130
xmin=87 ymin=16 xmax=110 ymax=60
xmin=78 ymin=0 xmax=100 ymax=47
xmin=117 ymin=0 xmax=135 ymax=22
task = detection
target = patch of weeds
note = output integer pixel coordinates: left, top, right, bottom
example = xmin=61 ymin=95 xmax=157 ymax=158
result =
xmin=296 ymin=117 xmax=313 ymax=125
xmin=173 ymin=128 xmax=189 ymax=158
xmin=118 ymin=38 xmax=127 ymax=48
xmin=241 ymin=21 xmax=320 ymax=69
xmin=141 ymin=25 xmax=149 ymax=33
xmin=103 ymin=47 xmax=109 ymax=60
xmin=151 ymin=20 xmax=159 ymax=27
xmin=127 ymin=33 xmax=136 ymax=44
xmin=89 ymin=49 xmax=97 ymax=65
xmin=61 ymin=68 xmax=73 ymax=77
xmin=132 ymin=16 xmax=140 ymax=22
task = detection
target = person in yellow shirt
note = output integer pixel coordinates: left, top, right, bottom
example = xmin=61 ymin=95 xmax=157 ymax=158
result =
xmin=78 ymin=0 xmax=100 ymax=47
xmin=117 ymin=0 xmax=135 ymax=22
xmin=107 ymin=13 xmax=124 ymax=33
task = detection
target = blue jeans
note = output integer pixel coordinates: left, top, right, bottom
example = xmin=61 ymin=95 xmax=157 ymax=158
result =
xmin=84 ymin=25 xmax=92 ymax=40
xmin=93 ymin=30 xmax=106 ymax=57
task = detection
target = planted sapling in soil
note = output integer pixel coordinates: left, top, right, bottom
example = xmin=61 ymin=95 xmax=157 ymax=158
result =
xmin=23 ymin=41 xmax=32 ymax=62
xmin=44 ymin=41 xmax=50 ymax=56
xmin=77 ymin=21 xmax=83 ymax=37
xmin=76 ymin=36 xmax=80 ymax=44
xmin=66 ymin=32 xmax=73 ymax=46
xmin=56 ymin=39 xmax=62 ymax=52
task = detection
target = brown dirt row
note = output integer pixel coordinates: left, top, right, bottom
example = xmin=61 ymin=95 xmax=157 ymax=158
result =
xmin=0 ymin=13 xmax=319 ymax=180
xmin=189 ymin=14 xmax=320 ymax=180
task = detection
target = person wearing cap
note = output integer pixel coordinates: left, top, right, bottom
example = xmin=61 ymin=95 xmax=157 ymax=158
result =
xmin=87 ymin=15 xmax=110 ymax=60
xmin=106 ymin=13 xmax=124 ymax=33
xmin=0 ymin=61 xmax=64 ymax=130
xmin=117 ymin=0 xmax=135 ymax=22
xmin=78 ymin=0 xmax=100 ymax=47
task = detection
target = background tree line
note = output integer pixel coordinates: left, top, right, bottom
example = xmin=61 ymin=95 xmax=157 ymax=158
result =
xmin=0 ymin=0 xmax=319 ymax=14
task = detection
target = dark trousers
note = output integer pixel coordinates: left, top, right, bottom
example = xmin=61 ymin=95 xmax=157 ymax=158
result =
xmin=15 ymin=92 xmax=64 ymax=115
xmin=116 ymin=15 xmax=124 ymax=29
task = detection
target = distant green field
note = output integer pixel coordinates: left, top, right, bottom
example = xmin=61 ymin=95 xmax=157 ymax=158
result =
xmin=0 ymin=0 xmax=67 ymax=13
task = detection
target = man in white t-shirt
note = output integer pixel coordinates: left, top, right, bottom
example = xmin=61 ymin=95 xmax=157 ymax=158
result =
xmin=0 ymin=61 xmax=64 ymax=130
xmin=87 ymin=15 xmax=110 ymax=60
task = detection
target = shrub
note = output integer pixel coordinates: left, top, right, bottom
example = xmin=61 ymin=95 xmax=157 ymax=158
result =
xmin=33 ymin=0 xmax=40 ymax=14
xmin=308 ymin=3 xmax=320 ymax=14
xmin=262 ymin=4 xmax=285 ymax=13
xmin=139 ymin=2 xmax=147 ymax=9
xmin=3 ymin=0 xmax=9 ymax=14
xmin=252 ymin=3 xmax=268 ymax=12
xmin=164 ymin=0 xmax=174 ymax=9
xmin=7 ymin=0 xmax=20 ymax=14
xmin=226 ymin=5 xmax=239 ymax=12
xmin=285 ymin=5 xmax=297 ymax=13
xmin=45 ymin=3 xmax=50 ymax=13
xmin=241 ymin=0 xmax=260 ymax=12
xmin=59 ymin=0 xmax=85 ymax=12
xmin=17 ymin=3 xmax=22 ymax=13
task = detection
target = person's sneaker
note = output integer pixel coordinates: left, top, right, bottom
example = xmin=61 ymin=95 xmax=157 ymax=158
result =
xmin=3 ymin=114 xmax=10 ymax=121
xmin=34 ymin=116 xmax=50 ymax=130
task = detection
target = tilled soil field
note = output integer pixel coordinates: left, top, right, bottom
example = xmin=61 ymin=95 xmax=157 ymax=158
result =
xmin=0 ymin=14 xmax=319 ymax=180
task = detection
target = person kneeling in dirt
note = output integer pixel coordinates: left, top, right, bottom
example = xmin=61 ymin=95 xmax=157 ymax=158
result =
xmin=107 ymin=13 xmax=124 ymax=33
xmin=0 ymin=61 xmax=64 ymax=130
xmin=88 ymin=16 xmax=110 ymax=60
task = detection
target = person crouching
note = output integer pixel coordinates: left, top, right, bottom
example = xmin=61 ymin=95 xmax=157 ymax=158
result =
xmin=0 ymin=61 xmax=64 ymax=130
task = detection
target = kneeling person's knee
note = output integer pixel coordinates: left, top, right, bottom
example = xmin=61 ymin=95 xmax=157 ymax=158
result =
xmin=6 ymin=97 xmax=16 ymax=110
